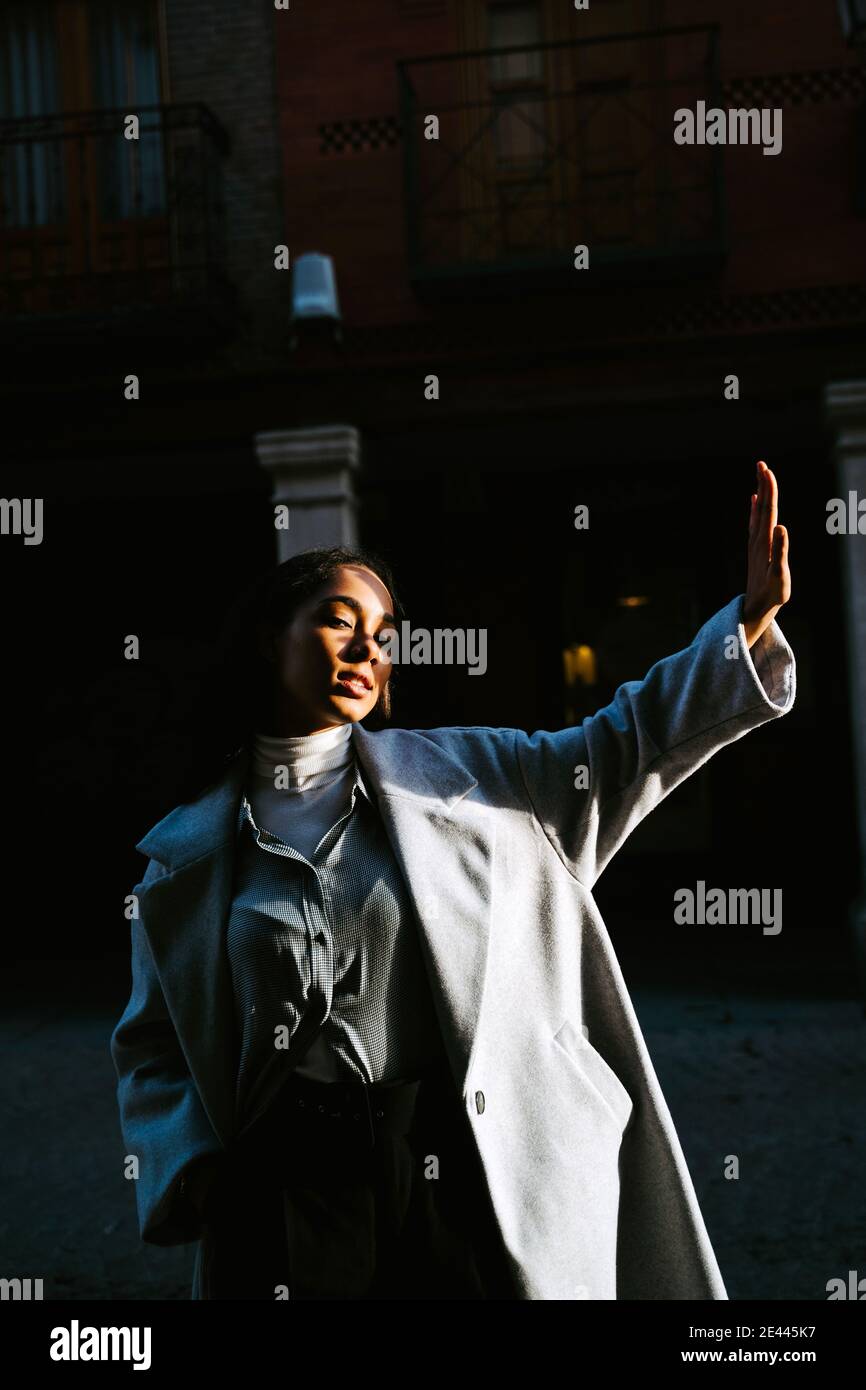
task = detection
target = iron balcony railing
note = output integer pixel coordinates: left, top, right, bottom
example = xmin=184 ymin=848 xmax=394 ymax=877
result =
xmin=0 ymin=102 xmax=232 ymax=322
xmin=397 ymin=24 xmax=726 ymax=291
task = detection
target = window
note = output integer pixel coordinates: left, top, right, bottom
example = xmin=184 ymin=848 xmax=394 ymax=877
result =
xmin=0 ymin=4 xmax=63 ymax=227
xmin=89 ymin=1 xmax=165 ymax=218
xmin=0 ymin=1 xmax=170 ymax=309
xmin=487 ymin=2 xmax=547 ymax=170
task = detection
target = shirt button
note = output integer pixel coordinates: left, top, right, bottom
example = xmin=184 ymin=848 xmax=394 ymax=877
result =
xmin=314 ymin=931 xmax=326 ymax=944
xmin=475 ymin=1090 xmax=485 ymax=1114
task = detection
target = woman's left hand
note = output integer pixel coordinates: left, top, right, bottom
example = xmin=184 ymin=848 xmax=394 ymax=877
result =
xmin=743 ymin=460 xmax=792 ymax=649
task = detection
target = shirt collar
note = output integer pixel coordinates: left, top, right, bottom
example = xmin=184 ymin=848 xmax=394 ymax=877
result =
xmin=237 ymin=756 xmax=372 ymax=839
xmin=353 ymin=760 xmax=373 ymax=806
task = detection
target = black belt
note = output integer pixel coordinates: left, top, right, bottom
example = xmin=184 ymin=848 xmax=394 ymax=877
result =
xmin=286 ymin=1070 xmax=426 ymax=1147
xmin=235 ymin=1060 xmax=457 ymax=1159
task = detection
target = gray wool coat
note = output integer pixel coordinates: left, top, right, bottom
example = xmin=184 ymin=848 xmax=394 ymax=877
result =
xmin=110 ymin=591 xmax=796 ymax=1300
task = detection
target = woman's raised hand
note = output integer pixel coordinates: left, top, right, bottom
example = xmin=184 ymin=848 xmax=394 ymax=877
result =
xmin=743 ymin=460 xmax=791 ymax=648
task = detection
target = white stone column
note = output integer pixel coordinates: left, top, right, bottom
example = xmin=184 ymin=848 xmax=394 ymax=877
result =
xmin=254 ymin=425 xmax=362 ymax=561
xmin=824 ymin=380 xmax=866 ymax=999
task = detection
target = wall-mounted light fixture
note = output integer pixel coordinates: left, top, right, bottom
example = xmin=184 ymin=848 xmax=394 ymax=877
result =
xmin=289 ymin=251 xmax=342 ymax=349
xmin=562 ymin=643 xmax=598 ymax=687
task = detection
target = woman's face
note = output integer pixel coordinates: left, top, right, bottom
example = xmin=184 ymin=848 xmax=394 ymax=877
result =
xmin=265 ymin=564 xmax=396 ymax=736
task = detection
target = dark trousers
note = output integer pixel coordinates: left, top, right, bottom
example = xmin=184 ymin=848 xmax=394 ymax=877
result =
xmin=198 ymin=1061 xmax=519 ymax=1300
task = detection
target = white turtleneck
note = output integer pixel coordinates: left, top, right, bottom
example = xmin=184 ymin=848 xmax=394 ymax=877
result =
xmin=244 ymin=720 xmax=358 ymax=863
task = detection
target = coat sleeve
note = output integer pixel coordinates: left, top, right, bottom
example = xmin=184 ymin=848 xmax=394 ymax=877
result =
xmin=110 ymin=856 xmax=225 ymax=1246
xmin=513 ymin=592 xmax=796 ymax=888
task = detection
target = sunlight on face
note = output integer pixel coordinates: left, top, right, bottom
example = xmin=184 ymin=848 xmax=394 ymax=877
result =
xmin=268 ymin=565 xmax=396 ymax=736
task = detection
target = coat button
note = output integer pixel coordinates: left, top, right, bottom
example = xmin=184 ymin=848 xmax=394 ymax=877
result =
xmin=475 ymin=1090 xmax=485 ymax=1113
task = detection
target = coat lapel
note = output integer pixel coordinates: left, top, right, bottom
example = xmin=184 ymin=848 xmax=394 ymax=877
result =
xmin=133 ymin=751 xmax=249 ymax=1149
xmin=132 ymin=722 xmax=495 ymax=1145
xmin=352 ymin=722 xmax=497 ymax=1094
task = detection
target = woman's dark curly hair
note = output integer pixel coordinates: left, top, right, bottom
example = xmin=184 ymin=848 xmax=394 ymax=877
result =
xmin=179 ymin=545 xmax=405 ymax=804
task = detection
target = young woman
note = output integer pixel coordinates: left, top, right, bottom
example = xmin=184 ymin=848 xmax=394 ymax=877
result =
xmin=111 ymin=460 xmax=795 ymax=1300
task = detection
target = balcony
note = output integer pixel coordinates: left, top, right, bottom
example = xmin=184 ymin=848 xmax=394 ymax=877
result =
xmin=397 ymin=24 xmax=727 ymax=301
xmin=0 ymin=102 xmax=235 ymax=354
